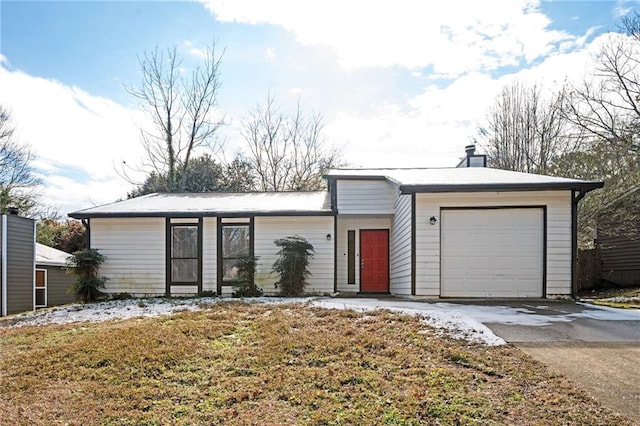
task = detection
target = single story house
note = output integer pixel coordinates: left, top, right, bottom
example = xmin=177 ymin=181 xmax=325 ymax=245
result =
xmin=69 ymin=158 xmax=603 ymax=299
xmin=35 ymin=243 xmax=75 ymax=308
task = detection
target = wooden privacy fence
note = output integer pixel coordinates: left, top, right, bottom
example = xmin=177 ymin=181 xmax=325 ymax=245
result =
xmin=577 ymin=248 xmax=600 ymax=291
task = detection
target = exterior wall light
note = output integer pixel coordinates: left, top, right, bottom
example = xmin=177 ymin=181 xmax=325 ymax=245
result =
xmin=429 ymin=216 xmax=437 ymax=225
xmin=326 ymin=233 xmax=332 ymax=241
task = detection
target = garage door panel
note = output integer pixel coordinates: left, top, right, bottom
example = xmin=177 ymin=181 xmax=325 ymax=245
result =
xmin=441 ymin=208 xmax=544 ymax=298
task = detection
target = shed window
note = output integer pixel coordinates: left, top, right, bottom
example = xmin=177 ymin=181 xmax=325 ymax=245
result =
xmin=171 ymin=225 xmax=198 ymax=283
xmin=35 ymin=269 xmax=47 ymax=308
xmin=221 ymin=224 xmax=251 ymax=282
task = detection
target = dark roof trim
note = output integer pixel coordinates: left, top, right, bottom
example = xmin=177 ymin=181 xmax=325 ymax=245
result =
xmin=69 ymin=210 xmax=336 ymax=219
xmin=399 ymin=181 xmax=604 ymax=194
xmin=324 ymin=174 xmax=387 ymax=181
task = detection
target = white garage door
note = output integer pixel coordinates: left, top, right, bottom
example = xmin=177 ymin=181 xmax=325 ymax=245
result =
xmin=441 ymin=208 xmax=544 ymax=298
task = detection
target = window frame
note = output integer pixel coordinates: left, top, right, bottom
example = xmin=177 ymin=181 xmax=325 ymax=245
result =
xmin=217 ymin=217 xmax=254 ymax=294
xmin=166 ymin=218 xmax=203 ymax=295
xmin=35 ymin=268 xmax=47 ymax=308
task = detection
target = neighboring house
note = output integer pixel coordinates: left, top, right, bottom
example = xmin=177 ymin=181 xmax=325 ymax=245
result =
xmin=35 ymin=243 xmax=75 ymax=308
xmin=0 ymin=210 xmax=76 ymax=317
xmin=69 ymin=153 xmax=602 ymax=299
xmin=1 ymin=211 xmax=35 ymax=316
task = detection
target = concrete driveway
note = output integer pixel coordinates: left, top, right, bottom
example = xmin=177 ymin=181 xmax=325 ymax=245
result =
xmin=315 ymin=297 xmax=640 ymax=421
xmin=467 ymin=301 xmax=640 ymax=421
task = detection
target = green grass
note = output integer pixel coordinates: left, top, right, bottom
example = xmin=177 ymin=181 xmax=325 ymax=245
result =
xmin=0 ymin=302 xmax=631 ymax=425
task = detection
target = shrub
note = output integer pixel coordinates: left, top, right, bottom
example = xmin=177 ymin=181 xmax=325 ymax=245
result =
xmin=232 ymin=255 xmax=263 ymax=297
xmin=68 ymin=248 xmax=108 ymax=303
xmin=272 ymin=236 xmax=314 ymax=297
xmin=198 ymin=290 xmax=216 ymax=297
xmin=111 ymin=292 xmax=132 ymax=301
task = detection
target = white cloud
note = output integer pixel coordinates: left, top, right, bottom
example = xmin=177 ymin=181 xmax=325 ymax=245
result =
xmin=0 ymin=65 xmax=146 ymax=215
xmin=202 ymin=0 xmax=579 ymax=76
xmin=324 ymin=32 xmax=616 ymax=169
xmin=265 ymin=47 xmax=276 ymax=59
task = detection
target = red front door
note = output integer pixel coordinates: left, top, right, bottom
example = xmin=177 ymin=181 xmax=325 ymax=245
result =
xmin=360 ymin=230 xmax=389 ymax=292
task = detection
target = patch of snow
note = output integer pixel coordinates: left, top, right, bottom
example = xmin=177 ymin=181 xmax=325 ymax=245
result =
xmin=0 ymin=297 xmax=314 ymax=329
xmin=591 ymin=296 xmax=640 ymax=303
xmin=0 ymin=296 xmax=509 ymax=346
xmin=574 ymin=302 xmax=640 ymax=319
xmin=310 ymin=299 xmax=506 ymax=346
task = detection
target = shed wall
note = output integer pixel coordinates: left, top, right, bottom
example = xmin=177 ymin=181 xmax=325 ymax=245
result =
xmin=5 ymin=215 xmax=35 ymax=315
xmin=41 ymin=265 xmax=75 ymax=306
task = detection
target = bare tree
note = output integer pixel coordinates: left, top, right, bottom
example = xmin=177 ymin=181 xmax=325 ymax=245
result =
xmin=126 ymin=44 xmax=225 ymax=191
xmin=478 ymin=81 xmax=574 ymax=174
xmin=558 ymin=18 xmax=640 ymax=239
xmin=242 ymin=95 xmax=341 ymax=191
xmin=0 ymin=105 xmax=42 ymax=216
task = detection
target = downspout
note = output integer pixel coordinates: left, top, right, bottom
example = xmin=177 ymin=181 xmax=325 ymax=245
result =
xmin=81 ymin=218 xmax=90 ymax=248
xmin=1 ymin=214 xmax=7 ymax=317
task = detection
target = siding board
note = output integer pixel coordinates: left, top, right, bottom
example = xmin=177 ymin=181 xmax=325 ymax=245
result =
xmin=4 ymin=215 xmax=35 ymax=315
xmin=40 ymin=266 xmax=75 ymax=306
xmin=415 ymin=191 xmax=572 ymax=297
xmin=254 ymin=217 xmax=334 ymax=295
xmin=390 ymin=194 xmax=412 ymax=295
xmin=91 ymin=218 xmax=166 ymax=296
xmin=336 ymin=180 xmax=396 ymax=214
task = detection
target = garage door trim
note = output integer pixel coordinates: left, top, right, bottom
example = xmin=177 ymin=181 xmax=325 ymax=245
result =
xmin=439 ymin=205 xmax=547 ymax=298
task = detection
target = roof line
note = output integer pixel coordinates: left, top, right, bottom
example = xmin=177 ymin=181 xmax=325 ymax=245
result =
xmin=399 ymin=181 xmax=604 ymax=194
xmin=70 ymin=210 xmax=336 ymax=219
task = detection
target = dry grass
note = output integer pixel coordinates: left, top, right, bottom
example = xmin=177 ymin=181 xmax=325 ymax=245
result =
xmin=580 ymin=286 xmax=640 ymax=309
xmin=0 ymin=302 xmax=630 ymax=425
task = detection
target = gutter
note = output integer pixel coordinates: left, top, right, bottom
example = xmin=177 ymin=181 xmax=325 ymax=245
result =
xmin=399 ymin=182 xmax=604 ymax=194
xmin=571 ymin=183 xmax=605 ymax=298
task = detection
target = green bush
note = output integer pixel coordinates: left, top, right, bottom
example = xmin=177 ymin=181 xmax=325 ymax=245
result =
xmin=110 ymin=292 xmax=132 ymax=301
xmin=232 ymin=255 xmax=263 ymax=297
xmin=68 ymin=248 xmax=108 ymax=303
xmin=197 ymin=290 xmax=216 ymax=297
xmin=272 ymin=236 xmax=315 ymax=297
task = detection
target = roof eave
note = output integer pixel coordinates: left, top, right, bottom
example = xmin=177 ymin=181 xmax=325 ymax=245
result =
xmin=399 ymin=181 xmax=605 ymax=194
xmin=69 ymin=210 xmax=336 ymax=219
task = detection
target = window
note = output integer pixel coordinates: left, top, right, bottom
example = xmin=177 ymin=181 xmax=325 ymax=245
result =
xmin=347 ymin=230 xmax=356 ymax=284
xmin=221 ymin=224 xmax=250 ymax=282
xmin=35 ymin=269 xmax=47 ymax=307
xmin=171 ymin=225 xmax=198 ymax=283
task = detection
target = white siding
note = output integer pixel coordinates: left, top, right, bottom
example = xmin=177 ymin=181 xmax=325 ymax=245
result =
xmin=336 ymin=180 xmax=396 ymax=214
xmin=91 ymin=218 xmax=165 ymax=296
xmin=202 ymin=217 xmax=217 ymax=293
xmin=254 ymin=216 xmax=334 ymax=295
xmin=415 ymin=191 xmax=572 ymax=297
xmin=390 ymin=194 xmax=412 ymax=295
xmin=336 ymin=216 xmax=392 ymax=292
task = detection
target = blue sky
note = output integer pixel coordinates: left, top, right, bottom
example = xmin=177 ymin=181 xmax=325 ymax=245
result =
xmin=0 ymin=0 xmax=637 ymax=215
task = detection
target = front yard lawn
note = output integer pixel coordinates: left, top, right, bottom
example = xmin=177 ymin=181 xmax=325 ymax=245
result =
xmin=0 ymin=302 xmax=631 ymax=425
